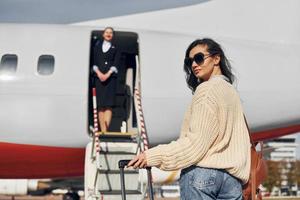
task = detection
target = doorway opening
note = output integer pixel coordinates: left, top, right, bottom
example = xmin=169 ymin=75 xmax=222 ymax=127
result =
xmin=88 ymin=30 xmax=139 ymax=134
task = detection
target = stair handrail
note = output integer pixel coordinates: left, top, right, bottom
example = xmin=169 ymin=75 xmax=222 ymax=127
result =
xmin=91 ymin=88 xmax=101 ymax=170
xmin=133 ymin=55 xmax=154 ymax=198
xmin=89 ymin=87 xmax=103 ymax=199
xmin=134 ymin=55 xmax=150 ymax=152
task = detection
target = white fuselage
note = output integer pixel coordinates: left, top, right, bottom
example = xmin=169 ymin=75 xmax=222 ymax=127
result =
xmin=1 ymin=24 xmax=300 ymax=148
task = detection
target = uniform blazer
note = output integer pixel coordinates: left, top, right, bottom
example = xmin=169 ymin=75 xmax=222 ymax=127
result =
xmin=92 ymin=39 xmax=121 ymax=78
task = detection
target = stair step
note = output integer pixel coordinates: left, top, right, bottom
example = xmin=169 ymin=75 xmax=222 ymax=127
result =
xmin=100 ymin=142 xmax=138 ymax=153
xmin=98 ymin=132 xmax=136 ymax=143
xmin=101 ymin=190 xmax=143 ymax=200
xmin=99 ymin=153 xmax=136 ymax=171
xmin=97 ymin=172 xmax=139 ymax=191
xmin=97 ymin=131 xmax=135 ymax=137
xmin=101 ymin=193 xmax=143 ymax=200
xmin=100 ymin=190 xmax=141 ymax=195
xmin=99 ymin=170 xmax=138 ymax=174
xmin=100 ymin=151 xmax=135 ymax=155
xmin=99 ymin=137 xmax=135 ymax=143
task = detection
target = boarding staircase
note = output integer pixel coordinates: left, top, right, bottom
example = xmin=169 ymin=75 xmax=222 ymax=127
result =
xmin=85 ymin=133 xmax=147 ymax=200
xmin=85 ymin=57 xmax=151 ymax=200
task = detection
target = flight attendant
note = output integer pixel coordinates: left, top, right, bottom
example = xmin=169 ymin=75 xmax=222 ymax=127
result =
xmin=128 ymin=38 xmax=251 ymax=200
xmin=92 ymin=27 xmax=120 ymax=132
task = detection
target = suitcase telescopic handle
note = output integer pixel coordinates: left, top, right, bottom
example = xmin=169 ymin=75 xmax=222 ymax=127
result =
xmin=118 ymin=160 xmax=155 ymax=200
xmin=119 ymin=159 xmax=131 ymax=169
xmin=118 ymin=160 xmax=130 ymax=200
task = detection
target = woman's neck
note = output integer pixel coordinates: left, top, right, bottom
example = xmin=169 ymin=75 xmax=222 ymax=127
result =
xmin=103 ymin=39 xmax=111 ymax=43
xmin=210 ymin=65 xmax=222 ymax=77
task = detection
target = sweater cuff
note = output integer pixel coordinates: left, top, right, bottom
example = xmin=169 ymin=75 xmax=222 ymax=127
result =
xmin=145 ymin=146 xmax=164 ymax=167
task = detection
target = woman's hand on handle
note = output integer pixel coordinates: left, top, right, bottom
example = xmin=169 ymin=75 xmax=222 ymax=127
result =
xmin=127 ymin=152 xmax=148 ymax=169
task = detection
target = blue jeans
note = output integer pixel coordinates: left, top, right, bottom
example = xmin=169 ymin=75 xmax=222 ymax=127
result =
xmin=179 ymin=166 xmax=242 ymax=200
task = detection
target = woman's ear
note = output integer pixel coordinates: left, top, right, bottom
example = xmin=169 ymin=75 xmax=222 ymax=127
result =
xmin=213 ymin=55 xmax=221 ymax=66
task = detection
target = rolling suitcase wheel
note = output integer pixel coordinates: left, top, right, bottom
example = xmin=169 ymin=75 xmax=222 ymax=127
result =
xmin=118 ymin=159 xmax=154 ymax=200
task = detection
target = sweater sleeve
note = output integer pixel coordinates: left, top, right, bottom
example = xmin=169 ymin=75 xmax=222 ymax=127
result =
xmin=145 ymin=87 xmax=219 ymax=171
xmin=179 ymin=104 xmax=191 ymax=138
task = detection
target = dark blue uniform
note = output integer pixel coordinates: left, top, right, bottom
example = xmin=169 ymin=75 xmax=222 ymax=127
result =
xmin=92 ymin=40 xmax=121 ymax=109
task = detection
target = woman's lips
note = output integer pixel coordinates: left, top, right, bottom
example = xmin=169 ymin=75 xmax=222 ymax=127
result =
xmin=194 ymin=69 xmax=201 ymax=74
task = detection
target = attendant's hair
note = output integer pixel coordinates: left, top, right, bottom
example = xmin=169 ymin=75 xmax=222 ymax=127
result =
xmin=184 ymin=38 xmax=235 ymax=93
xmin=104 ymin=27 xmax=115 ymax=34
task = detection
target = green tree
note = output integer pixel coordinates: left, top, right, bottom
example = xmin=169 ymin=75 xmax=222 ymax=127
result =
xmin=285 ymin=160 xmax=300 ymax=194
xmin=263 ymin=160 xmax=282 ymax=192
xmin=286 ymin=161 xmax=295 ymax=187
xmin=289 ymin=160 xmax=300 ymax=186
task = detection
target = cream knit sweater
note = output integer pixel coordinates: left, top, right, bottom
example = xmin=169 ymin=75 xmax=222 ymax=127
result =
xmin=145 ymin=75 xmax=251 ymax=183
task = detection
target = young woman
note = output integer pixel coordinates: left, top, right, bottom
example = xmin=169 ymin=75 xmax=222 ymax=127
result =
xmin=93 ymin=27 xmax=120 ymax=132
xmin=127 ymin=38 xmax=251 ymax=199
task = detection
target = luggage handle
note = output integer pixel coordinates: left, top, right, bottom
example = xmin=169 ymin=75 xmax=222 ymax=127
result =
xmin=118 ymin=160 xmax=154 ymax=200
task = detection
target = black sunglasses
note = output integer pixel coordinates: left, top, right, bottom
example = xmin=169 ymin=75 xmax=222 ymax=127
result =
xmin=184 ymin=52 xmax=213 ymax=67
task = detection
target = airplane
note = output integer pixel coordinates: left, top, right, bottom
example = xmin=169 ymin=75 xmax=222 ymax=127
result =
xmin=0 ymin=0 xmax=300 ymax=199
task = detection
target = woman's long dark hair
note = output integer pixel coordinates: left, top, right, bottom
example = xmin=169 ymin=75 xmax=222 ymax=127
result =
xmin=184 ymin=38 xmax=235 ymax=93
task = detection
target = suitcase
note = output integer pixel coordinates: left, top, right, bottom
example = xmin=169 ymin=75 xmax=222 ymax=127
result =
xmin=118 ymin=160 xmax=154 ymax=200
